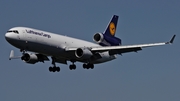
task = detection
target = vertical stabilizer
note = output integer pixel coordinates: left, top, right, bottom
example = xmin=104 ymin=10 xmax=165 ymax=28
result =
xmin=104 ymin=15 xmax=119 ymax=36
xmin=93 ymin=15 xmax=121 ymax=46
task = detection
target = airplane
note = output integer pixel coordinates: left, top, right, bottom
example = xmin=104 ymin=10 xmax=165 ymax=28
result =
xmin=5 ymin=15 xmax=176 ymax=72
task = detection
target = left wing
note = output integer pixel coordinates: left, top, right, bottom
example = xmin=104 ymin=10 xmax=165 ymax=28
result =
xmin=91 ymin=35 xmax=176 ymax=55
xmin=66 ymin=35 xmax=176 ymax=55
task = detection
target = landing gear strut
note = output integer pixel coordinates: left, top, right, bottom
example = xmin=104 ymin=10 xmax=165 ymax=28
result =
xmin=20 ymin=49 xmax=26 ymax=55
xmin=69 ymin=61 xmax=76 ymax=70
xmin=49 ymin=57 xmax=60 ymax=72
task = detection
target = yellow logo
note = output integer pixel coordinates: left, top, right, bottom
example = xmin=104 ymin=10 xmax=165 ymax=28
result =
xmin=109 ymin=22 xmax=116 ymax=36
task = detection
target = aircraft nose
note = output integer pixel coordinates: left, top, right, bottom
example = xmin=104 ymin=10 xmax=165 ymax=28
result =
xmin=5 ymin=32 xmax=16 ymax=41
xmin=5 ymin=32 xmax=11 ymax=40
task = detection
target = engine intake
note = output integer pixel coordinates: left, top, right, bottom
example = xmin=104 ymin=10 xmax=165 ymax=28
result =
xmin=93 ymin=33 xmax=111 ymax=46
xmin=93 ymin=32 xmax=122 ymax=46
xmin=75 ymin=48 xmax=92 ymax=59
xmin=21 ymin=53 xmax=39 ymax=64
xmin=93 ymin=33 xmax=104 ymax=43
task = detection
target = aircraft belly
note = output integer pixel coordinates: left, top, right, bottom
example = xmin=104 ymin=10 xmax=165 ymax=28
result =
xmin=91 ymin=54 xmax=116 ymax=64
xmin=71 ymin=52 xmax=116 ymax=64
xmin=28 ymin=42 xmax=64 ymax=55
xmin=75 ymin=57 xmax=115 ymax=64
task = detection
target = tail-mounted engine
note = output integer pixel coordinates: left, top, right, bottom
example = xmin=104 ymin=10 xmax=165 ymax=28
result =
xmin=75 ymin=48 xmax=93 ymax=59
xmin=93 ymin=33 xmax=110 ymax=46
xmin=93 ymin=32 xmax=121 ymax=46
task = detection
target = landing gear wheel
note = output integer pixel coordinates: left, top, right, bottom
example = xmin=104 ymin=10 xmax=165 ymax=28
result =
xmin=49 ymin=66 xmax=60 ymax=72
xmin=69 ymin=64 xmax=76 ymax=70
xmin=52 ymin=67 xmax=56 ymax=72
xmin=56 ymin=67 xmax=60 ymax=72
xmin=89 ymin=64 xmax=94 ymax=69
xmin=49 ymin=67 xmax=53 ymax=72
xmin=83 ymin=63 xmax=88 ymax=69
xmin=83 ymin=64 xmax=87 ymax=69
xmin=73 ymin=65 xmax=76 ymax=70
xmin=69 ymin=65 xmax=73 ymax=70
xmin=83 ymin=63 xmax=94 ymax=69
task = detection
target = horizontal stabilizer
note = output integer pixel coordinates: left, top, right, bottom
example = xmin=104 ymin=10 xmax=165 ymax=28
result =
xmin=9 ymin=50 xmax=21 ymax=60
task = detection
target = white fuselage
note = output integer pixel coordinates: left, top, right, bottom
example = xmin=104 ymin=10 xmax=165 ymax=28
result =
xmin=5 ymin=27 xmax=116 ymax=64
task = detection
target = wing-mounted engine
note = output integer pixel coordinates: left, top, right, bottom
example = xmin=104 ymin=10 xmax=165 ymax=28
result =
xmin=75 ymin=48 xmax=93 ymax=59
xmin=21 ymin=53 xmax=49 ymax=64
xmin=93 ymin=32 xmax=122 ymax=46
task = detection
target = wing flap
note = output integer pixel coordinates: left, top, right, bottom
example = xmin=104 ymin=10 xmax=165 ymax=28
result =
xmin=109 ymin=47 xmax=142 ymax=55
xmin=91 ymin=42 xmax=166 ymax=52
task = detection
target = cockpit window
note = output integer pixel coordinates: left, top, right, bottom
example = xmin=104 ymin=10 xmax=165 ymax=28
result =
xmin=7 ymin=30 xmax=19 ymax=34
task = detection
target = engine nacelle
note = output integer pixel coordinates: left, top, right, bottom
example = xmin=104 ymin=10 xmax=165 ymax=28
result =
xmin=21 ymin=53 xmax=39 ymax=64
xmin=93 ymin=32 xmax=111 ymax=46
xmin=75 ymin=48 xmax=93 ymax=59
xmin=93 ymin=32 xmax=104 ymax=43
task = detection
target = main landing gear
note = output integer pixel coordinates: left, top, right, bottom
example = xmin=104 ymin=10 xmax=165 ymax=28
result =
xmin=49 ymin=57 xmax=60 ymax=72
xmin=49 ymin=63 xmax=94 ymax=72
xmin=48 ymin=57 xmax=94 ymax=72
xmin=83 ymin=63 xmax=94 ymax=69
xmin=69 ymin=64 xmax=76 ymax=70
xmin=49 ymin=66 xmax=60 ymax=72
xmin=69 ymin=60 xmax=76 ymax=70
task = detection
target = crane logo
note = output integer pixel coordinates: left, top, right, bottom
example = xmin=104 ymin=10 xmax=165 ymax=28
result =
xmin=109 ymin=22 xmax=116 ymax=36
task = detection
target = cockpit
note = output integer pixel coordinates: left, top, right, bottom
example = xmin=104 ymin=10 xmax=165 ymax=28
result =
xmin=7 ymin=30 xmax=19 ymax=34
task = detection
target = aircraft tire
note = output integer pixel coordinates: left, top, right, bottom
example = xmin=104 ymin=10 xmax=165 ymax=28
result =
xmin=49 ymin=67 xmax=53 ymax=72
xmin=49 ymin=66 xmax=60 ymax=72
xmin=69 ymin=65 xmax=76 ymax=70
xmin=83 ymin=63 xmax=89 ymax=69
xmin=90 ymin=64 xmax=94 ymax=69
xmin=83 ymin=63 xmax=94 ymax=69
xmin=52 ymin=67 xmax=56 ymax=72
xmin=69 ymin=65 xmax=73 ymax=70
xmin=73 ymin=65 xmax=76 ymax=70
xmin=56 ymin=67 xmax=60 ymax=72
xmin=83 ymin=64 xmax=87 ymax=69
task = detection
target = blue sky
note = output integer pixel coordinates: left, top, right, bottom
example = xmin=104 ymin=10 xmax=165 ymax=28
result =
xmin=0 ymin=0 xmax=180 ymax=101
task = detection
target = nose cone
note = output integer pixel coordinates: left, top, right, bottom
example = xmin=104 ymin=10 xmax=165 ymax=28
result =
xmin=5 ymin=33 xmax=10 ymax=40
xmin=5 ymin=32 xmax=15 ymax=41
xmin=5 ymin=32 xmax=11 ymax=40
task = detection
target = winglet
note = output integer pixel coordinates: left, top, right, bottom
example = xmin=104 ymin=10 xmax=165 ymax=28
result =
xmin=170 ymin=35 xmax=176 ymax=44
xmin=166 ymin=35 xmax=176 ymax=44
